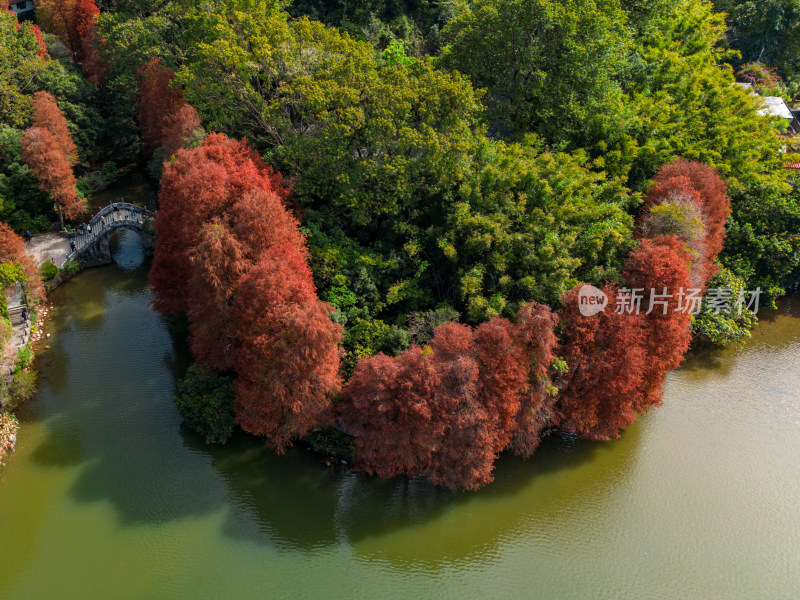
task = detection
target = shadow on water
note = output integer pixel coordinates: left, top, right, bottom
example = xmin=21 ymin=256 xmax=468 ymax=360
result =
xmin=193 ymin=421 xmax=643 ymax=563
xmin=29 ymin=423 xmax=85 ymax=468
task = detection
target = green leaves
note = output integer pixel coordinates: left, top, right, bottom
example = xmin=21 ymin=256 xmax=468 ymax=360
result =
xmin=441 ymin=0 xmax=632 ymax=146
xmin=173 ymin=364 xmax=235 ymax=445
xmin=444 ymin=141 xmax=635 ymax=320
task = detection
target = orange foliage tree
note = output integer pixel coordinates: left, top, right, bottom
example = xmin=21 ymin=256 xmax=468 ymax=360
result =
xmin=69 ymin=0 xmax=99 ymax=62
xmin=556 ymin=284 xmax=648 ymax=440
xmin=232 ymin=244 xmax=342 ymax=452
xmin=162 ymin=104 xmax=203 ymax=160
xmin=149 ymin=133 xmax=288 ymax=315
xmin=151 ymin=133 xmax=341 ymax=451
xmin=642 ymin=159 xmax=731 ymax=285
xmin=137 ymin=58 xmax=189 ymax=153
xmin=21 ymin=129 xmax=83 ymax=227
xmin=509 ymin=302 xmax=559 ymax=458
xmin=29 ymin=24 xmax=48 ymax=58
xmin=556 ymin=235 xmax=694 ymax=440
xmin=0 ymin=223 xmax=44 ymax=308
xmin=339 ymin=303 xmax=558 ymax=490
xmin=20 ymin=92 xmax=84 ymax=227
xmin=29 ymin=91 xmax=77 ymax=164
xmin=623 ymin=235 xmax=694 ymax=411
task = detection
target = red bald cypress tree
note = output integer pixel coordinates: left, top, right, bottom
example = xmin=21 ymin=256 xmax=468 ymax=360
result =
xmin=340 ymin=322 xmax=496 ymax=490
xmin=70 ymin=0 xmax=98 ymax=62
xmin=339 ymin=345 xmax=446 ymax=481
xmin=0 ymin=223 xmax=44 ymax=307
xmin=340 ymin=312 xmax=552 ymax=490
xmin=30 ymin=92 xmax=77 ymax=166
xmin=644 ymin=159 xmax=730 ymax=284
xmin=623 ymin=235 xmax=694 ymax=410
xmin=162 ymin=104 xmax=203 ymax=160
xmin=556 ymin=284 xmax=648 ymax=440
xmin=185 ymin=220 xmax=246 ymax=371
xmin=151 ymin=133 xmax=339 ymax=451
xmin=149 ymin=133 xmax=288 ymax=315
xmin=231 ymin=244 xmax=342 ymax=452
xmin=137 ymin=58 xmax=187 ymax=153
xmin=21 ymin=128 xmax=83 ymax=226
xmin=22 ymin=92 xmax=84 ymax=226
xmin=509 ymin=302 xmax=559 ymax=457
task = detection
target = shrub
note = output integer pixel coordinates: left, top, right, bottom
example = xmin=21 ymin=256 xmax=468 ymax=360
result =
xmin=173 ymin=364 xmax=235 ymax=444
xmin=61 ymin=260 xmax=80 ymax=275
xmin=6 ymin=368 xmax=38 ymax=411
xmin=15 ymin=344 xmax=33 ymax=371
xmin=40 ymin=261 xmax=59 ymax=280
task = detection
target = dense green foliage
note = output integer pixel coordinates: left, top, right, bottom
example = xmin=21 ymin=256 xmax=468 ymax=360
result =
xmin=173 ymin=364 xmax=235 ymax=445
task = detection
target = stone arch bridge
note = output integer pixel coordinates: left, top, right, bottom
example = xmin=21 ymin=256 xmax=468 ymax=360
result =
xmin=66 ymin=202 xmax=155 ymax=263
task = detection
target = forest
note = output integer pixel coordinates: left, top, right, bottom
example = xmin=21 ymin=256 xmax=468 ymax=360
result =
xmin=2 ymin=0 xmax=800 ymax=489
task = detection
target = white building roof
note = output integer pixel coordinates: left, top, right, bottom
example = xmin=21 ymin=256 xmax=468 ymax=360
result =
xmin=758 ymin=96 xmax=794 ymax=120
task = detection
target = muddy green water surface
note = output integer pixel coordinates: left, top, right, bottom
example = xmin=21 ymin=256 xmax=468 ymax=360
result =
xmin=1 ymin=230 xmax=799 ymax=599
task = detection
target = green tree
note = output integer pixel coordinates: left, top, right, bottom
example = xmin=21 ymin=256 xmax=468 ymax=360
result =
xmin=173 ymin=364 xmax=235 ymax=445
xmin=692 ymin=266 xmax=759 ymax=346
xmin=440 ymin=0 xmax=632 ymax=145
xmin=441 ymin=140 xmax=635 ymax=320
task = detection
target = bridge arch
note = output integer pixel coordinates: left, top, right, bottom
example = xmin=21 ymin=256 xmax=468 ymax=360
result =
xmin=67 ymin=203 xmax=155 ymax=263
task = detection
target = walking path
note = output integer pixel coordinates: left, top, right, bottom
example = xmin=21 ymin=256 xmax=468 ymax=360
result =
xmin=27 ymin=233 xmax=71 ymax=269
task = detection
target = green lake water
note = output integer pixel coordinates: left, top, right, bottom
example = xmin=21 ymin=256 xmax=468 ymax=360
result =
xmin=1 ymin=229 xmax=799 ymax=599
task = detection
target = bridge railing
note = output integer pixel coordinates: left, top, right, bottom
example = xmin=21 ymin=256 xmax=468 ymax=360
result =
xmin=65 ymin=203 xmax=155 ymax=263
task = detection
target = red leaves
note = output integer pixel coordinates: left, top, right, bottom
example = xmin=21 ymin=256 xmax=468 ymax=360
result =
xmin=557 ymin=284 xmax=647 ymax=440
xmin=150 ymin=133 xmax=288 ymax=315
xmin=70 ymin=0 xmax=98 ymax=62
xmin=137 ymin=58 xmax=188 ymax=154
xmin=20 ymin=93 xmax=84 ymax=223
xmin=623 ymin=236 xmax=693 ymax=410
xmin=30 ymin=91 xmax=77 ymax=165
xmin=232 ymin=247 xmax=342 ymax=452
xmin=151 ymin=133 xmax=340 ymax=452
xmin=554 ymin=160 xmax=728 ymax=443
xmin=556 ymin=237 xmax=694 ymax=440
xmin=643 ymin=159 xmax=731 ymax=285
xmin=339 ymin=303 xmax=558 ymax=490
xmin=162 ymin=104 xmax=202 ymax=160
xmin=0 ymin=223 xmax=44 ymax=307
xmin=30 ymin=25 xmax=47 ymax=58
xmin=509 ymin=302 xmax=559 ymax=457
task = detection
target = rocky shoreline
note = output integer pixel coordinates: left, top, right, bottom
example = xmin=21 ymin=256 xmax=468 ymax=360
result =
xmin=0 ymin=412 xmax=18 ymax=468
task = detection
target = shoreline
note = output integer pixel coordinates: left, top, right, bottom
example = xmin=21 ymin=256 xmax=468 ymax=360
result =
xmin=0 ymin=254 xmax=114 ymax=468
